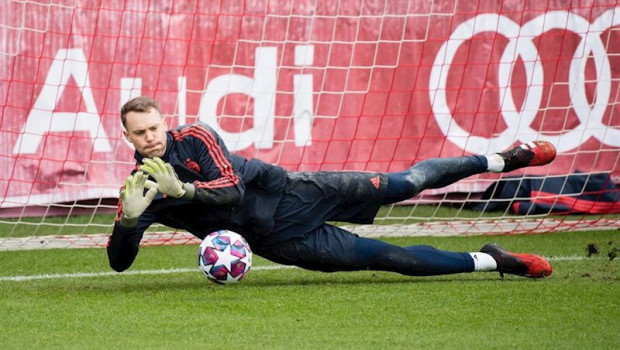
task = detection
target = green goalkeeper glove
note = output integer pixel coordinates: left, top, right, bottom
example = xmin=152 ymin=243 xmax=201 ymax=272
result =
xmin=139 ymin=157 xmax=191 ymax=199
xmin=120 ymin=171 xmax=158 ymax=223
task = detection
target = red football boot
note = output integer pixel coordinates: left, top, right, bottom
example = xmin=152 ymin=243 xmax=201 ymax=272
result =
xmin=498 ymin=141 xmax=557 ymax=172
xmin=481 ymin=243 xmax=552 ymax=279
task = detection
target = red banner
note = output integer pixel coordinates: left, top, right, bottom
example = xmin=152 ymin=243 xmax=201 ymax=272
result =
xmin=1 ymin=0 xmax=618 ymax=208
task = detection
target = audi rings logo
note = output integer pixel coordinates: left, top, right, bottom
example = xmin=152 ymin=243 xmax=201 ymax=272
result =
xmin=429 ymin=9 xmax=620 ymax=153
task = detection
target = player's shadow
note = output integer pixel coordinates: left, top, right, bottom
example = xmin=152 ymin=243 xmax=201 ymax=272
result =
xmin=23 ymin=266 xmax=526 ymax=295
xmin=24 ymin=276 xmax=496 ymax=296
xmin=242 ymin=273 xmax=520 ymax=288
xmin=63 ymin=270 xmax=522 ymax=294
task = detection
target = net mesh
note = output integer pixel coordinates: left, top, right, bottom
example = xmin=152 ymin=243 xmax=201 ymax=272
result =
xmin=1 ymin=0 xmax=618 ymax=250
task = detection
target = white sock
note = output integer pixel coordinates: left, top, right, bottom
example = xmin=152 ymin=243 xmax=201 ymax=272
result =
xmin=485 ymin=154 xmax=505 ymax=173
xmin=469 ymin=252 xmax=498 ymax=272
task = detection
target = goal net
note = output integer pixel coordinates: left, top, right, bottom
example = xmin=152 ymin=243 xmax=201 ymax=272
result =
xmin=1 ymin=0 xmax=618 ymax=250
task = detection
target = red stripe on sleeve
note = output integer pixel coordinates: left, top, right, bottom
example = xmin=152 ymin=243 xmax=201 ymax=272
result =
xmin=114 ymin=192 xmax=123 ymax=222
xmin=179 ymin=125 xmax=240 ymax=188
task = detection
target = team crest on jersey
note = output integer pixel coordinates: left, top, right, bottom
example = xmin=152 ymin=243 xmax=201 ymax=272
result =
xmin=370 ymin=175 xmax=381 ymax=189
xmin=184 ymin=158 xmax=201 ymax=173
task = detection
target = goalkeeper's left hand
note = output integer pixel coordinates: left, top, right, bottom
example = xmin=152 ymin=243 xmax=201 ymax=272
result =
xmin=139 ymin=157 xmax=189 ymax=198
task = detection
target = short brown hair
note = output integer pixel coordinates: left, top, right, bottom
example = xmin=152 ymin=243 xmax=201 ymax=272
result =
xmin=120 ymin=96 xmax=162 ymax=127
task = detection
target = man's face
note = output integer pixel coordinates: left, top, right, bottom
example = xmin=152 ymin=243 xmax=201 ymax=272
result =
xmin=123 ymin=108 xmax=168 ymax=158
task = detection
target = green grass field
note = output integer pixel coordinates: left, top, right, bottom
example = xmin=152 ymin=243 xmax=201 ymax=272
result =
xmin=1 ymin=230 xmax=619 ymax=349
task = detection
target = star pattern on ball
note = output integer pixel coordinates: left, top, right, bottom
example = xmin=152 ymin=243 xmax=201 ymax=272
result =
xmin=213 ymin=244 xmax=238 ymax=272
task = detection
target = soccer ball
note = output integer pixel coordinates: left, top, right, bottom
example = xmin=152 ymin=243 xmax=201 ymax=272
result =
xmin=198 ymin=230 xmax=252 ymax=284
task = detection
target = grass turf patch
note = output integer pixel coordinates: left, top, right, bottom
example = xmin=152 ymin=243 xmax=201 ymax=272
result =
xmin=1 ymin=231 xmax=619 ymax=349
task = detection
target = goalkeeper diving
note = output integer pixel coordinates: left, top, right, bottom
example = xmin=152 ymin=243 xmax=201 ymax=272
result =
xmin=108 ymin=96 xmax=557 ymax=279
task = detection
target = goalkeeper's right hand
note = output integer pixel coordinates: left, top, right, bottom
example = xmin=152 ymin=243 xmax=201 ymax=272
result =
xmin=119 ymin=171 xmax=158 ymax=223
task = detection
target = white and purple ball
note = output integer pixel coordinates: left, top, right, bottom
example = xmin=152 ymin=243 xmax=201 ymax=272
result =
xmin=198 ymin=230 xmax=252 ymax=284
